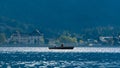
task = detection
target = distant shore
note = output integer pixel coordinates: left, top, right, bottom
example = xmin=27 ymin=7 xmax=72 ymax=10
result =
xmin=0 ymin=44 xmax=120 ymax=47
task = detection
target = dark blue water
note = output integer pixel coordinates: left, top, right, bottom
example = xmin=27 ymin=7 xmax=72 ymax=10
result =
xmin=0 ymin=52 xmax=120 ymax=68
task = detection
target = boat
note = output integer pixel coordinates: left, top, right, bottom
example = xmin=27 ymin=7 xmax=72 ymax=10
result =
xmin=49 ymin=46 xmax=74 ymax=49
xmin=49 ymin=44 xmax=74 ymax=49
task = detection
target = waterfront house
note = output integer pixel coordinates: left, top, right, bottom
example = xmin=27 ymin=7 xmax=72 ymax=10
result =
xmin=99 ymin=36 xmax=120 ymax=45
xmin=7 ymin=29 xmax=44 ymax=44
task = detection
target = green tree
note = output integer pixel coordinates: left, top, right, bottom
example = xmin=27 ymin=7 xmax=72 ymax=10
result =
xmin=0 ymin=33 xmax=6 ymax=43
xmin=58 ymin=35 xmax=77 ymax=43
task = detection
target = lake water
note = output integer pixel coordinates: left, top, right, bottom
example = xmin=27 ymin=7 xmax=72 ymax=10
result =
xmin=0 ymin=47 xmax=120 ymax=68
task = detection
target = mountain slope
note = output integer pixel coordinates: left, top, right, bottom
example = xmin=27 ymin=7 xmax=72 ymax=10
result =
xmin=0 ymin=0 xmax=120 ymax=35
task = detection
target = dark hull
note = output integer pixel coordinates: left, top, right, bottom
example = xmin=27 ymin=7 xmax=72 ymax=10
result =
xmin=49 ymin=47 xmax=74 ymax=49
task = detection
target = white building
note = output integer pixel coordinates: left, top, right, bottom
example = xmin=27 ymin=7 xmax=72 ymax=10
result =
xmin=7 ymin=29 xmax=44 ymax=44
xmin=99 ymin=36 xmax=119 ymax=45
xmin=99 ymin=36 xmax=113 ymax=43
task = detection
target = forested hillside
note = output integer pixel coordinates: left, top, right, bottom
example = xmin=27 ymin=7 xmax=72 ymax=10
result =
xmin=0 ymin=0 xmax=120 ymax=37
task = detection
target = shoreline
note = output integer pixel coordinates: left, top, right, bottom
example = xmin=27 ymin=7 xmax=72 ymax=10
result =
xmin=0 ymin=44 xmax=120 ymax=48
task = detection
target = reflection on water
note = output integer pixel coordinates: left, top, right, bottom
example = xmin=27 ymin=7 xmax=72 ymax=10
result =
xmin=0 ymin=47 xmax=120 ymax=68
